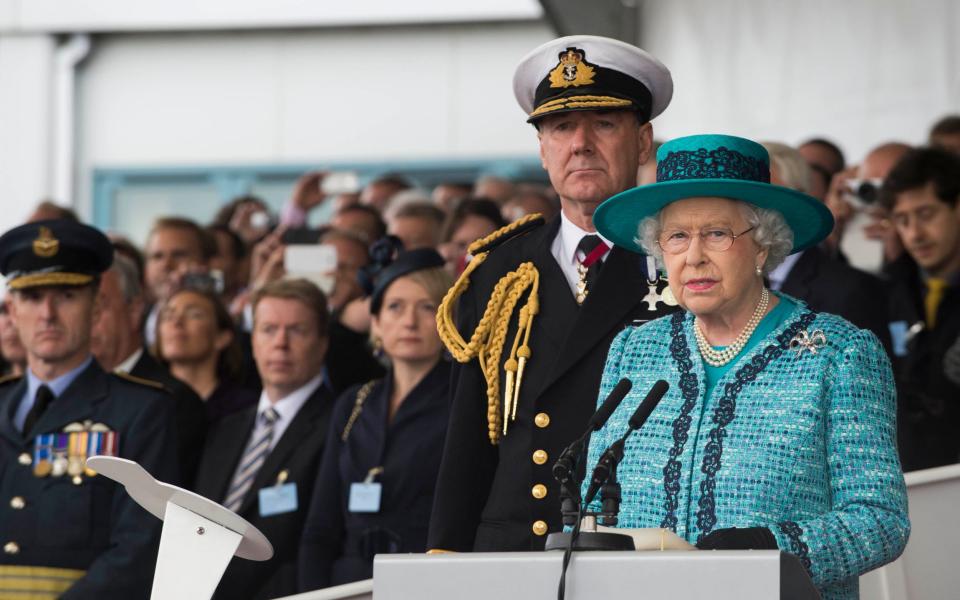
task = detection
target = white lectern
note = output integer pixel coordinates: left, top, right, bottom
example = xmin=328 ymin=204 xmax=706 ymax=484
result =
xmin=87 ymin=456 xmax=274 ymax=600
xmin=370 ymin=551 xmax=819 ymax=600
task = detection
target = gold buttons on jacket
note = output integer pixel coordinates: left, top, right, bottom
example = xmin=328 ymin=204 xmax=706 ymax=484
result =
xmin=9 ymin=497 xmax=25 ymax=510
xmin=18 ymin=453 xmax=31 ymax=466
xmin=534 ymin=413 xmax=550 ymax=428
xmin=531 ymin=484 xmax=547 ymax=499
xmin=532 ymin=449 xmax=548 ymax=465
xmin=532 ymin=520 xmax=548 ymax=536
xmin=4 ymin=541 xmax=19 ymax=555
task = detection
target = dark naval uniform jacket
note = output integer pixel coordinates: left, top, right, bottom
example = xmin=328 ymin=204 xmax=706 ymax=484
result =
xmin=299 ymin=361 xmax=450 ymax=591
xmin=193 ymin=382 xmax=335 ymax=600
xmin=0 ymin=361 xmax=178 ymax=599
xmin=427 ymin=217 xmax=678 ymax=552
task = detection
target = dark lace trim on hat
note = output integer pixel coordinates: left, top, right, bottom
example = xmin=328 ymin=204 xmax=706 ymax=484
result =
xmin=778 ymin=521 xmax=813 ymax=572
xmin=694 ymin=311 xmax=817 ymax=540
xmin=661 ymin=311 xmax=699 ymax=531
xmin=657 ymin=147 xmax=770 ymax=183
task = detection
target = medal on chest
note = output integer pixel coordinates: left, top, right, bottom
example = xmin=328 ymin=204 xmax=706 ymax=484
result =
xmin=641 ymin=257 xmax=678 ymax=310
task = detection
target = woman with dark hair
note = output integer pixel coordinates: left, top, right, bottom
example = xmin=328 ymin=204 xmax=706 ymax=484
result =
xmin=298 ymin=248 xmax=453 ymax=591
xmin=156 ymin=286 xmax=257 ymax=421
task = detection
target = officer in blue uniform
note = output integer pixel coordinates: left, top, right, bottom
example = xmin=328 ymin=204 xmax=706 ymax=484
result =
xmin=0 ymin=220 xmax=178 ymax=599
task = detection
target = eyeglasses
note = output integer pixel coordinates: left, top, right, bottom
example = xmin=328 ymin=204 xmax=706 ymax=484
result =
xmin=657 ymin=226 xmax=755 ymax=255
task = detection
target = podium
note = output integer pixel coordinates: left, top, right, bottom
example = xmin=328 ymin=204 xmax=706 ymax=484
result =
xmin=86 ymin=456 xmax=273 ymax=600
xmin=370 ymin=551 xmax=819 ymax=600
xmin=859 ymin=463 xmax=960 ymax=600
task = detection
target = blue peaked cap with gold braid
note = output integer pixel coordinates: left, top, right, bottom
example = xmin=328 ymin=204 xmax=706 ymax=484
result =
xmin=594 ymin=134 xmax=835 ymax=254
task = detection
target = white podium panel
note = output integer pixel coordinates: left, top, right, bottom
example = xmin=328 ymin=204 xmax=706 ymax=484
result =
xmin=859 ymin=463 xmax=960 ymax=600
xmin=372 ymin=551 xmax=817 ymax=600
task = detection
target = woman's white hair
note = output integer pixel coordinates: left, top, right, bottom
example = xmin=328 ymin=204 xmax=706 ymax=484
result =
xmin=636 ymin=201 xmax=794 ymax=275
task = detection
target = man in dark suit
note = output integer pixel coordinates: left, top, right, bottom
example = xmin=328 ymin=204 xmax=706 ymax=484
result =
xmin=91 ymin=252 xmax=208 ymax=485
xmin=0 ymin=220 xmax=178 ymax=598
xmin=194 ymin=278 xmax=335 ymax=599
xmin=428 ymin=35 xmax=678 ymax=552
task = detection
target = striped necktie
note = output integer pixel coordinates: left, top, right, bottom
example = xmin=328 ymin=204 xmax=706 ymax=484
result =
xmin=224 ymin=407 xmax=279 ymax=512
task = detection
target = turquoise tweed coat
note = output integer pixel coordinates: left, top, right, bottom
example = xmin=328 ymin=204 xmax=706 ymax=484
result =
xmin=584 ymin=298 xmax=909 ymax=600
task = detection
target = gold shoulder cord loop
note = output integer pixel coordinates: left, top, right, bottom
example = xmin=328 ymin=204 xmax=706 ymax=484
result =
xmin=436 ymin=214 xmax=543 ymax=445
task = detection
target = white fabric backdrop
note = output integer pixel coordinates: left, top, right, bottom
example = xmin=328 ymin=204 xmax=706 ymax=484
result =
xmin=640 ymin=0 xmax=960 ymax=164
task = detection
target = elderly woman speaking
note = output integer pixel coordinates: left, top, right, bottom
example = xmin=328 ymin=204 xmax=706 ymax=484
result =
xmin=586 ymin=134 xmax=908 ymax=600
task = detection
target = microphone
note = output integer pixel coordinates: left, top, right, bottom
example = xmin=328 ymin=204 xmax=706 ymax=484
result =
xmin=552 ymin=378 xmax=633 ymax=485
xmin=588 ymin=378 xmax=634 ymax=431
xmin=584 ymin=380 xmax=669 ymax=505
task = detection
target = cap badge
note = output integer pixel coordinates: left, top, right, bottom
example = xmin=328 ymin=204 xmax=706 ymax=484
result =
xmin=549 ymin=48 xmax=596 ymax=89
xmin=32 ymin=227 xmax=59 ymax=258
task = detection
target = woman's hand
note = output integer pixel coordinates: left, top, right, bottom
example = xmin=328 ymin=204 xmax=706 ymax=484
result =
xmin=695 ymin=526 xmax=778 ymax=550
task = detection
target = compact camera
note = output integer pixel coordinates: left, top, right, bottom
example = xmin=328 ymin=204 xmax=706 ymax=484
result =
xmin=844 ymin=178 xmax=884 ymax=209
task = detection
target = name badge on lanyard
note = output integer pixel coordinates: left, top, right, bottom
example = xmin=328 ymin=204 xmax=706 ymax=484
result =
xmin=349 ymin=466 xmax=384 ymax=513
xmin=259 ymin=469 xmax=298 ymax=517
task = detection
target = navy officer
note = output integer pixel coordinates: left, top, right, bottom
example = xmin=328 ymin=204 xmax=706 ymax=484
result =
xmin=0 ymin=220 xmax=178 ymax=598
xmin=428 ymin=35 xmax=678 ymax=552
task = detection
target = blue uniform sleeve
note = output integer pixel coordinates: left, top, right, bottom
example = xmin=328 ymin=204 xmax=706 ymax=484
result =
xmin=770 ymin=328 xmax=910 ymax=586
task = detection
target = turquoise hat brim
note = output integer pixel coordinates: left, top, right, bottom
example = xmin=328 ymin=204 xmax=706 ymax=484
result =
xmin=594 ymin=179 xmax=835 ymax=255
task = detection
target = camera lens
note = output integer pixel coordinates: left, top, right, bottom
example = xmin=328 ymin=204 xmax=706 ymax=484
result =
xmin=857 ymin=181 xmax=878 ymax=204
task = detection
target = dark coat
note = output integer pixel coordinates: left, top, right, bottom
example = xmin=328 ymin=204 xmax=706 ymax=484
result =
xmin=205 ymin=380 xmax=260 ymax=423
xmin=129 ymin=348 xmax=207 ymax=487
xmin=780 ymin=246 xmax=893 ymax=356
xmin=299 ymin=361 xmax=450 ymax=591
xmin=193 ymin=382 xmax=334 ymax=600
xmin=0 ymin=361 xmax=178 ymax=599
xmin=886 ymin=255 xmax=960 ymax=471
xmin=427 ymin=217 xmax=678 ymax=552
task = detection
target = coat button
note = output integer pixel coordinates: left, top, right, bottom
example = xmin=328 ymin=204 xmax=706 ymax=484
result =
xmin=4 ymin=541 xmax=19 ymax=555
xmin=532 ymin=450 xmax=548 ymax=465
xmin=531 ymin=484 xmax=547 ymax=499
xmin=532 ymin=520 xmax=548 ymax=536
xmin=18 ymin=453 xmax=31 ymax=466
xmin=534 ymin=413 xmax=550 ymax=428
xmin=9 ymin=497 xmax=25 ymax=510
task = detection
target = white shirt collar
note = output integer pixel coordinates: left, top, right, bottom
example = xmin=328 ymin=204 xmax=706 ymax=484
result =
xmin=256 ymin=373 xmax=324 ymax=450
xmin=557 ymin=209 xmax=613 ymax=266
xmin=114 ymin=347 xmax=144 ymax=374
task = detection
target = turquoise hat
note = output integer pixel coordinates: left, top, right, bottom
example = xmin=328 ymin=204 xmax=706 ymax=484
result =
xmin=594 ymin=134 xmax=834 ymax=254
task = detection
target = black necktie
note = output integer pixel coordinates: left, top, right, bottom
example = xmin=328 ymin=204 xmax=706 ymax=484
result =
xmin=577 ymin=234 xmax=607 ymax=291
xmin=23 ymin=385 xmax=54 ymax=434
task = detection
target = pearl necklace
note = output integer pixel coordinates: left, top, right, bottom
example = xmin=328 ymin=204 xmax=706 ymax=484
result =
xmin=694 ymin=287 xmax=770 ymax=367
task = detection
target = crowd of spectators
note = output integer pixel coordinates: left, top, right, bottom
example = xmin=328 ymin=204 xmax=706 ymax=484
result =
xmin=0 ymin=113 xmax=958 ymax=598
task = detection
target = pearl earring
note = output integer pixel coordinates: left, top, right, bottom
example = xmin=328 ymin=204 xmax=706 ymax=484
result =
xmin=755 ymin=265 xmax=763 ymax=276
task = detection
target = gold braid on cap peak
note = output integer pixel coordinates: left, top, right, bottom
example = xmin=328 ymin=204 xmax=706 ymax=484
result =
xmin=436 ymin=213 xmax=544 ymax=445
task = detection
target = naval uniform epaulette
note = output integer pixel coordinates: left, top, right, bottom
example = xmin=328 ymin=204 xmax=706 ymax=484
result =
xmin=114 ymin=371 xmax=166 ymax=390
xmin=0 ymin=373 xmax=22 ymax=386
xmin=468 ymin=214 xmax=545 ymax=257
xmin=438 ymin=212 xmax=546 ymax=446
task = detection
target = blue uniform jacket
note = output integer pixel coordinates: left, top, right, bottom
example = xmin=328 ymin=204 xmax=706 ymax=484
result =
xmin=585 ymin=298 xmax=909 ymax=600
xmin=0 ymin=361 xmax=178 ymax=599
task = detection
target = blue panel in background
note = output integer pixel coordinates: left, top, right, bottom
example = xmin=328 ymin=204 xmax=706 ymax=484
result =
xmin=91 ymin=157 xmax=546 ymax=246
